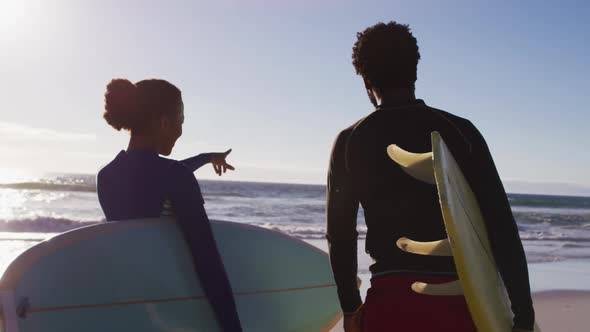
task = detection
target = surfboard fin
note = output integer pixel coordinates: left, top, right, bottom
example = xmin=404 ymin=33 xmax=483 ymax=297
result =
xmin=411 ymin=280 xmax=463 ymax=296
xmin=388 ymin=143 xmax=465 ymax=297
xmin=396 ymin=237 xmax=452 ymax=256
xmin=397 ymin=237 xmax=461 ymax=295
xmin=386 ymin=145 xmax=435 ymax=184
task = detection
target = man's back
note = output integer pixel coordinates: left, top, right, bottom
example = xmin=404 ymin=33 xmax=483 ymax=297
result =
xmin=329 ymin=100 xmax=479 ymax=275
xmin=328 ymin=100 xmax=534 ymax=329
xmin=333 ymin=21 xmax=533 ymax=331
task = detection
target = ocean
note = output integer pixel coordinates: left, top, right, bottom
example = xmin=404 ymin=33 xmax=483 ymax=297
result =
xmin=1 ymin=173 xmax=590 ymax=274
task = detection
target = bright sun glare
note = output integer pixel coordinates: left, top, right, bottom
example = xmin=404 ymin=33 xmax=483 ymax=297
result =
xmin=0 ymin=0 xmax=30 ymax=32
xmin=0 ymin=168 xmax=29 ymax=184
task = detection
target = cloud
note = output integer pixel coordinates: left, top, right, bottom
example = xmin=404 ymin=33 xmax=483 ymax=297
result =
xmin=0 ymin=121 xmax=96 ymax=142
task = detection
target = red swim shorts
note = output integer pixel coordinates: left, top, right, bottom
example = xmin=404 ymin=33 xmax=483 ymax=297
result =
xmin=362 ymin=274 xmax=477 ymax=332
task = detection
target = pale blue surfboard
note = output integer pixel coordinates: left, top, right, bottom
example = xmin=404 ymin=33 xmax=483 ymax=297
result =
xmin=0 ymin=219 xmax=341 ymax=331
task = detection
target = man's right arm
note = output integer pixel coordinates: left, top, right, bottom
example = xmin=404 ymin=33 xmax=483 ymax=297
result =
xmin=461 ymin=122 xmax=535 ymax=330
xmin=326 ymin=129 xmax=362 ymax=315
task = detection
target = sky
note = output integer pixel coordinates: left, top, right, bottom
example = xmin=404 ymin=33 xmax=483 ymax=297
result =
xmin=0 ymin=0 xmax=589 ymax=195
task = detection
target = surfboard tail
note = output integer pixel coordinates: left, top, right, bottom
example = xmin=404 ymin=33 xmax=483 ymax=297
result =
xmin=388 ymin=143 xmax=462 ymax=297
xmin=388 ymin=134 xmax=542 ymax=330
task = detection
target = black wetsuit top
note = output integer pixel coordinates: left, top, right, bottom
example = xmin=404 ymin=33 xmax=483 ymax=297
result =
xmin=97 ymin=150 xmax=242 ymax=332
xmin=326 ymin=100 xmax=535 ymax=330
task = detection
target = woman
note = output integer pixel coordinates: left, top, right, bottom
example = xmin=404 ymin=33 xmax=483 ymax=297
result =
xmin=97 ymin=78 xmax=242 ymax=331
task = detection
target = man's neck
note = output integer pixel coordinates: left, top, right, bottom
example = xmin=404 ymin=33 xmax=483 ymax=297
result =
xmin=376 ymin=88 xmax=416 ymax=108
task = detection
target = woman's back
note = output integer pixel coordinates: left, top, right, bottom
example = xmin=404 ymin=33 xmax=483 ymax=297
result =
xmin=97 ymin=150 xmax=203 ymax=221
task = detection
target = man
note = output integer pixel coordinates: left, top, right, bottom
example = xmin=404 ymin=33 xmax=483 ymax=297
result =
xmin=326 ymin=21 xmax=534 ymax=331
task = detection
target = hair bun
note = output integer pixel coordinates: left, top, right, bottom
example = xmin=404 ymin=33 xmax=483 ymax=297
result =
xmin=103 ymin=79 xmax=140 ymax=131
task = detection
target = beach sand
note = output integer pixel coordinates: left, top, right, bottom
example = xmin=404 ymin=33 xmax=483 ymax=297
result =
xmin=533 ymin=290 xmax=590 ymax=332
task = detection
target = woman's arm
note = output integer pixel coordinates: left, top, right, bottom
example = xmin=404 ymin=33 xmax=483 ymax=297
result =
xmin=167 ymin=162 xmax=242 ymax=332
xmin=181 ymin=153 xmax=214 ymax=172
xmin=181 ymin=149 xmax=235 ymax=175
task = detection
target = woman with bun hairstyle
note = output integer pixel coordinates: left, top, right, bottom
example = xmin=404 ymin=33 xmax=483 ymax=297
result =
xmin=97 ymin=78 xmax=242 ymax=331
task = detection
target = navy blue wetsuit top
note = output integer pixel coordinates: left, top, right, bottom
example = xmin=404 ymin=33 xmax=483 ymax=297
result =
xmin=97 ymin=150 xmax=242 ymax=332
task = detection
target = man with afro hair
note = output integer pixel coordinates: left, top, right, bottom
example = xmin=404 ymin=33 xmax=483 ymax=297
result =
xmin=326 ymin=21 xmax=534 ymax=332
